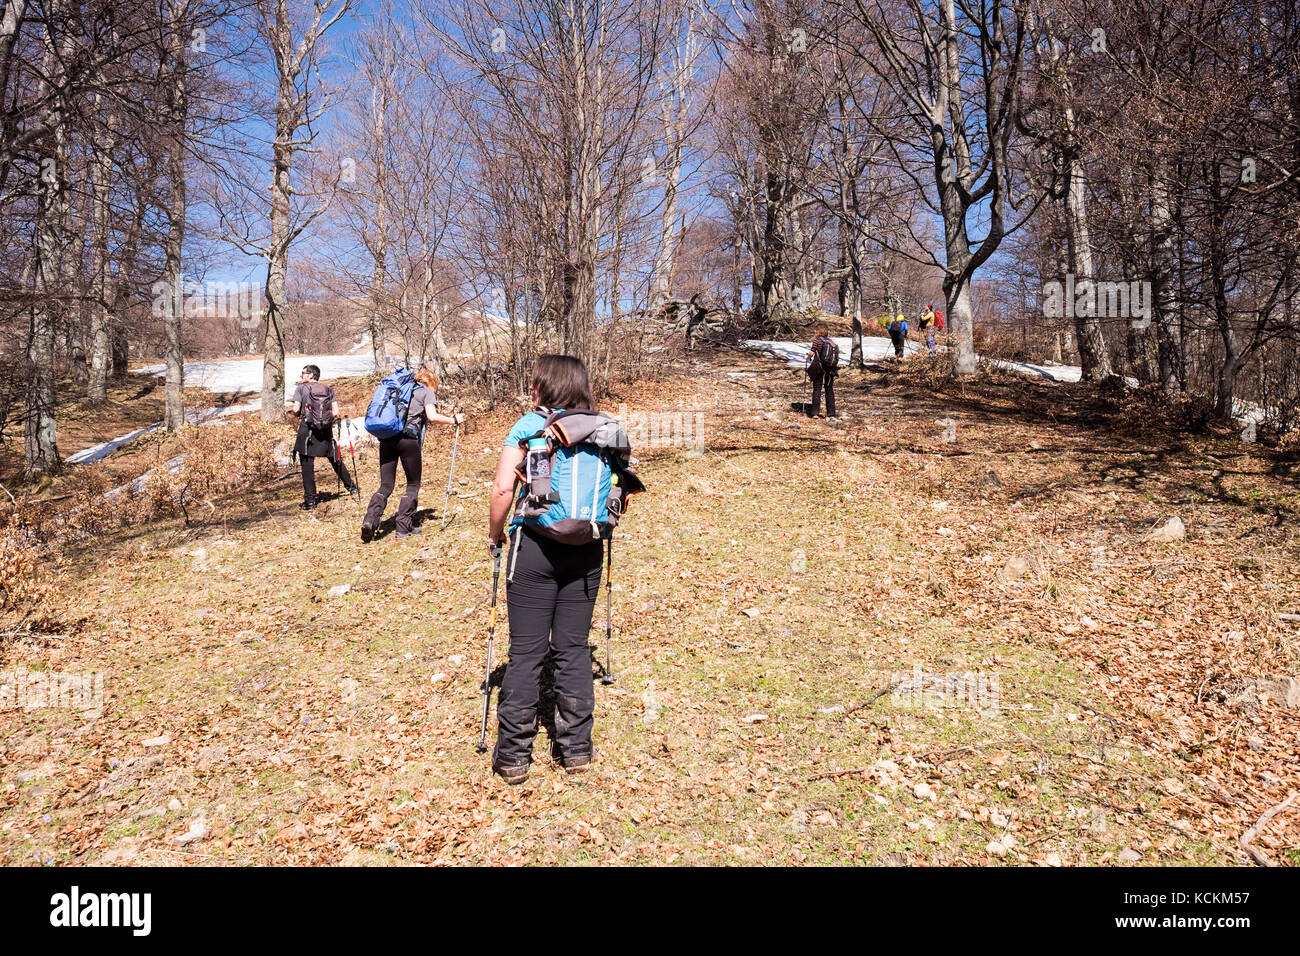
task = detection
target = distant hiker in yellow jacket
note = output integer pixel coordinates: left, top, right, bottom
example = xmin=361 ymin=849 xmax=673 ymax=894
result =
xmin=918 ymin=305 xmax=937 ymax=355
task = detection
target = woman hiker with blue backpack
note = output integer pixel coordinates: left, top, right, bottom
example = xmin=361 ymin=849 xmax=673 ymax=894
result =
xmin=484 ymin=355 xmax=643 ymax=784
xmin=360 ymin=366 xmax=463 ymax=541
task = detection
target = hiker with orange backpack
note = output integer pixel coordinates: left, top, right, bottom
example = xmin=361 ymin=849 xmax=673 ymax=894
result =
xmin=918 ymin=305 xmax=937 ymax=355
xmin=291 ymin=364 xmax=358 ymax=511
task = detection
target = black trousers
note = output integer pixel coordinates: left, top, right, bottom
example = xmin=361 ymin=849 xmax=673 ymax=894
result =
xmin=296 ymin=420 xmax=353 ymax=504
xmin=890 ymin=331 xmax=905 ymax=357
xmin=809 ymin=370 xmax=836 ymax=417
xmin=301 ymin=454 xmax=354 ymax=504
xmin=363 ymin=436 xmax=422 ymax=533
xmin=494 ymin=526 xmax=603 ymax=767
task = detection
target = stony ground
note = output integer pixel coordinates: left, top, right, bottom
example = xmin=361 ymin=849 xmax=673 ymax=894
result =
xmin=2 ymin=348 xmax=1298 ymax=865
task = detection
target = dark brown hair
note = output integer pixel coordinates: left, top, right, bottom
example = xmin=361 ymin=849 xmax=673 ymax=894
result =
xmin=302 ymin=364 xmax=321 ymax=381
xmin=531 ymin=354 xmax=594 ymax=411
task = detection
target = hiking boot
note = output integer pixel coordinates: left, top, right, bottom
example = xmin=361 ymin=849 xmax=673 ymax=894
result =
xmin=562 ymin=754 xmax=592 ymax=774
xmin=394 ymin=527 xmax=422 ymax=539
xmin=360 ymin=522 xmax=375 ymax=543
xmin=493 ymin=763 xmax=529 ymax=785
xmin=299 ymin=501 xmax=317 ymax=511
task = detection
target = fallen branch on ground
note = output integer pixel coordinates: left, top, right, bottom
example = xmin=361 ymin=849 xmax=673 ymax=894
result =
xmin=842 ymin=680 xmax=902 ymax=719
xmin=1239 ymin=792 xmax=1297 ymax=867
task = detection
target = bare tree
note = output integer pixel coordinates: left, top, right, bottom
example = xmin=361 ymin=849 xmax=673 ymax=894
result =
xmin=847 ymin=0 xmax=1047 ymax=375
xmin=650 ymin=0 xmax=705 ymax=306
xmin=253 ymin=0 xmax=350 ymax=420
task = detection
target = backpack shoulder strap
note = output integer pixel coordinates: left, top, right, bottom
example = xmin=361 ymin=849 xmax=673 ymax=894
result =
xmin=515 ymin=408 xmax=559 ymax=451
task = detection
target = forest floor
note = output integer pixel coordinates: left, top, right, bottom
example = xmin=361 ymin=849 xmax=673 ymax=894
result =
xmin=2 ymin=347 xmax=1298 ymax=865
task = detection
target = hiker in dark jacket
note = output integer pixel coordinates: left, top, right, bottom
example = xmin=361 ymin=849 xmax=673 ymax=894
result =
xmin=361 ymin=367 xmax=462 ymax=541
xmin=291 ymin=365 xmax=357 ymax=511
xmin=804 ymin=325 xmax=838 ymax=419
xmin=486 ymin=354 xmax=603 ymax=784
xmin=887 ymin=315 xmax=909 ymax=358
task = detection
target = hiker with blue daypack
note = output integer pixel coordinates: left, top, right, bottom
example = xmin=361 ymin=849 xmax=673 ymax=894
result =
xmin=361 ymin=366 xmax=463 ymax=541
xmin=484 ymin=355 xmax=643 ymax=784
xmin=887 ymin=314 xmax=909 ymax=358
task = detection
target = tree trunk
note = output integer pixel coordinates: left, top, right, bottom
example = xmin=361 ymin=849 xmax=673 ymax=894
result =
xmin=65 ymin=146 xmax=88 ymax=388
xmin=370 ymin=74 xmax=388 ymax=372
xmin=1062 ymin=121 xmax=1112 ymax=382
xmin=87 ymin=100 xmax=114 ymax=405
xmin=1150 ymin=156 xmax=1182 ymax=393
xmin=260 ymin=7 xmax=293 ymax=422
xmin=652 ymin=133 xmax=681 ymax=306
xmin=162 ymin=0 xmax=188 ymax=431
xmin=25 ymin=6 xmax=70 ymax=478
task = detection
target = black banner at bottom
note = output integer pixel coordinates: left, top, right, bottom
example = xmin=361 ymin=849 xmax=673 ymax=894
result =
xmin=0 ymin=865 xmax=1283 ymax=943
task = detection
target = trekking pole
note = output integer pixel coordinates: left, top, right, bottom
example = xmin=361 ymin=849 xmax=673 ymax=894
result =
xmin=476 ymin=544 xmax=503 ymax=752
xmin=345 ymin=417 xmax=361 ymax=504
xmin=441 ymin=416 xmax=461 ymax=531
xmin=600 ymin=533 xmax=615 ymax=684
xmin=338 ymin=421 xmax=348 ymax=496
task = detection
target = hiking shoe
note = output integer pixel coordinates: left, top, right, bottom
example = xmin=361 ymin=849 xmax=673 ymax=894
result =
xmin=360 ymin=522 xmax=375 ymax=543
xmin=493 ymin=763 xmax=529 ymax=785
xmin=299 ymin=501 xmax=317 ymax=511
xmin=562 ymin=755 xmax=591 ymax=774
xmin=394 ymin=527 xmax=422 ymax=539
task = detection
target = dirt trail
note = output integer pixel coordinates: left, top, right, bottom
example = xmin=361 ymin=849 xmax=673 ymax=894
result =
xmin=2 ymin=350 xmax=1297 ymax=865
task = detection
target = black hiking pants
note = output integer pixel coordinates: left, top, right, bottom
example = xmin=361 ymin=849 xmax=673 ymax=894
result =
xmin=363 ymin=436 xmax=422 ymax=533
xmin=494 ymin=526 xmax=603 ymax=768
xmin=809 ymin=370 xmax=836 ymax=418
xmin=297 ymin=420 xmax=354 ymax=504
xmin=301 ymin=454 xmax=354 ymax=505
xmin=890 ymin=331 xmax=905 ymax=357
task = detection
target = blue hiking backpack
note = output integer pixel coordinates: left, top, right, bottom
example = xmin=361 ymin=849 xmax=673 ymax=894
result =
xmin=364 ymin=367 xmax=417 ymax=440
xmin=513 ymin=409 xmax=645 ymax=545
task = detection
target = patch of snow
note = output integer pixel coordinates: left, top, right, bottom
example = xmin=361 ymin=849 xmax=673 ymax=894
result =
xmin=105 ymin=455 xmax=189 ymax=499
xmin=740 ymin=338 xmax=1251 ymax=428
xmin=335 ymin=417 xmax=372 ymax=451
xmin=743 ymin=336 xmax=924 ymax=366
xmin=989 ymin=359 xmax=1082 ymax=383
xmin=744 ymin=336 xmax=1090 ymax=382
xmin=66 ymin=425 xmax=162 ymax=465
xmin=72 ymin=352 xmax=373 ymax=466
xmin=132 ymin=353 xmax=377 ymax=396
